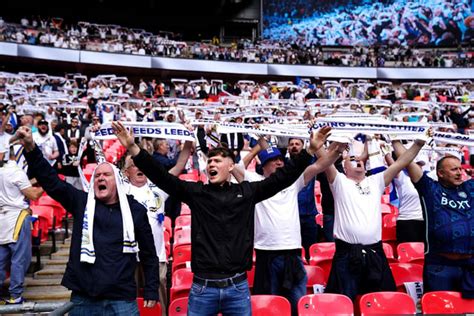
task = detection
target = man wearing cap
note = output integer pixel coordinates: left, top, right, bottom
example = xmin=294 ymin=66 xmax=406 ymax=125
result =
xmin=15 ymin=125 xmax=159 ymax=315
xmin=33 ymin=119 xmax=59 ymax=166
xmin=316 ymin=134 xmax=429 ymax=301
xmin=112 ymin=121 xmax=328 ymax=316
xmin=232 ymin=136 xmax=345 ymax=315
xmin=392 ymin=140 xmax=474 ymax=299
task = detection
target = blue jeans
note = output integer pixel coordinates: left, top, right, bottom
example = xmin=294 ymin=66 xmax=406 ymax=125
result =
xmin=269 ymin=255 xmax=307 ymax=316
xmin=69 ymin=293 xmax=139 ymax=316
xmin=424 ymin=259 xmax=474 ymax=298
xmin=322 ymin=214 xmax=335 ymax=242
xmin=0 ymin=216 xmax=31 ymax=298
xmin=188 ymin=278 xmax=251 ymax=316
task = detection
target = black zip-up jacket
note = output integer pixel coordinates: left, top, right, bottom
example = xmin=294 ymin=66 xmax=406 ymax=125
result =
xmin=133 ymin=148 xmax=313 ymax=277
xmin=25 ymin=146 xmax=159 ymax=301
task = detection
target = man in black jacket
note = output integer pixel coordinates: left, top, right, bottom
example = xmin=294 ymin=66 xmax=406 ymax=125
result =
xmin=16 ymin=126 xmax=159 ymax=316
xmin=113 ymin=121 xmax=329 ymax=316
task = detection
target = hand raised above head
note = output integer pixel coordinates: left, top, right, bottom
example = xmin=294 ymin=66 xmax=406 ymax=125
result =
xmin=111 ymin=121 xmax=140 ymax=156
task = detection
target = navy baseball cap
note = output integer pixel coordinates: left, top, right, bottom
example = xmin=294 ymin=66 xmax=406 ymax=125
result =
xmin=258 ymin=147 xmax=282 ymax=167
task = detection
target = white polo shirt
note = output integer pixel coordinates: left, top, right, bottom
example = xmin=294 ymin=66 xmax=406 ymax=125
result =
xmin=330 ymin=172 xmax=385 ymax=245
xmin=0 ymin=161 xmax=31 ymax=244
xmin=245 ymin=171 xmax=304 ymax=250
xmin=128 ymin=181 xmax=168 ymax=263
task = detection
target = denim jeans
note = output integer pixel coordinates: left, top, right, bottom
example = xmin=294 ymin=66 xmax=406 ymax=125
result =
xmin=0 ymin=216 xmax=31 ymax=298
xmin=69 ymin=293 xmax=139 ymax=316
xmin=424 ymin=259 xmax=474 ymax=298
xmin=188 ymin=278 xmax=251 ymax=316
xmin=269 ymin=255 xmax=308 ymax=316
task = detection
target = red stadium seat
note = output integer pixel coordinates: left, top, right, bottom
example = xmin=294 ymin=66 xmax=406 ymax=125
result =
xmin=173 ymin=229 xmax=191 ymax=251
xmin=381 ymin=203 xmax=391 ymax=214
xmin=179 ymin=173 xmax=199 ymax=182
xmin=172 ymin=244 xmax=191 ymax=273
xmin=30 ymin=205 xmax=55 ymax=243
xmin=251 ymin=295 xmax=291 ymax=316
xmin=389 ymin=263 xmax=423 ymax=292
xmin=298 ymin=294 xmax=353 ymax=316
xmin=421 ymin=291 xmax=474 ymax=314
xmin=174 ymin=215 xmax=191 ymax=232
xmin=164 ymin=216 xmax=172 ymax=238
xmin=315 ymin=213 xmax=323 ymax=227
xmin=247 ymin=265 xmax=255 ymax=291
xmin=382 ymin=242 xmax=397 ymax=263
xmin=170 ymin=268 xmax=193 ymax=303
xmin=169 ymin=297 xmax=188 ymax=316
xmin=304 ymin=265 xmax=326 ymax=294
xmin=38 ymin=195 xmax=66 ymax=223
xmin=309 ymin=242 xmax=335 ymax=283
xmin=381 ymin=213 xmax=397 ymax=242
xmin=164 ymin=230 xmax=171 ymax=259
xmin=180 ymin=203 xmax=192 ymax=215
xmin=397 ymin=242 xmax=424 ymax=265
xmin=359 ymin=292 xmax=416 ymax=315
xmin=136 ymin=298 xmax=162 ymax=316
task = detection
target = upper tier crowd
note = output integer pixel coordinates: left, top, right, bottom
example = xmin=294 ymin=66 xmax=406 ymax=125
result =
xmin=0 ymin=16 xmax=473 ymax=67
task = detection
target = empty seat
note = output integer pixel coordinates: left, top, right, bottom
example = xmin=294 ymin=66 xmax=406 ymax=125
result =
xmin=309 ymin=242 xmax=335 ymax=283
xmin=304 ymin=265 xmax=326 ymax=294
xmin=359 ymin=292 xmax=416 ymax=315
xmin=298 ymin=294 xmax=354 ymax=316
xmin=170 ymin=268 xmax=193 ymax=303
xmin=172 ymin=244 xmax=192 ymax=273
xmin=397 ymin=242 xmax=424 ymax=265
xmin=251 ymin=295 xmax=291 ymax=316
xmin=173 ymin=229 xmax=191 ymax=251
xmin=389 ymin=263 xmax=423 ymax=292
xmin=382 ymin=242 xmax=397 ymax=263
xmin=169 ymin=297 xmax=188 ymax=316
xmin=421 ymin=291 xmax=474 ymax=314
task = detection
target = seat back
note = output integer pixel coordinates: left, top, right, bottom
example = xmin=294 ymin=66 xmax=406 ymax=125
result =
xmin=136 ymin=297 xmax=162 ymax=316
xmin=170 ymin=268 xmax=193 ymax=303
xmin=172 ymin=244 xmax=192 ymax=273
xmin=389 ymin=263 xmax=423 ymax=292
xmin=304 ymin=265 xmax=326 ymax=294
xmin=421 ymin=291 xmax=473 ymax=314
xmin=382 ymin=242 xmax=397 ymax=263
xmin=359 ymin=292 xmax=416 ymax=315
xmin=397 ymin=242 xmax=424 ymax=264
xmin=169 ymin=297 xmax=188 ymax=316
xmin=309 ymin=242 xmax=335 ymax=283
xmin=173 ymin=229 xmax=192 ymax=251
xmin=298 ymin=294 xmax=354 ymax=316
xmin=251 ymin=295 xmax=291 ymax=316
xmin=174 ymin=215 xmax=192 ymax=232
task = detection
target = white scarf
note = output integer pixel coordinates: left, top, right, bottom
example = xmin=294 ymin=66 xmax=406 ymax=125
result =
xmin=80 ymin=162 xmax=139 ymax=264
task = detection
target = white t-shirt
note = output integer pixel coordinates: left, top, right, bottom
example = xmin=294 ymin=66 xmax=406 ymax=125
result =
xmin=128 ymin=181 xmax=168 ymax=262
xmin=0 ymin=161 xmax=31 ymax=244
xmin=330 ymin=172 xmax=386 ymax=245
xmin=0 ymin=133 xmax=12 ymax=160
xmin=245 ymin=171 xmax=304 ymax=250
xmin=33 ymin=133 xmax=58 ymax=166
xmin=394 ymin=172 xmax=423 ymax=221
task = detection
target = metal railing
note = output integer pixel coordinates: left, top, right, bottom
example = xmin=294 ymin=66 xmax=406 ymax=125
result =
xmin=0 ymin=301 xmax=74 ymax=315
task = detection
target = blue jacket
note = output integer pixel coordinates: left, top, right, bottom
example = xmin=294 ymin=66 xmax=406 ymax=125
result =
xmin=25 ymin=146 xmax=159 ymax=300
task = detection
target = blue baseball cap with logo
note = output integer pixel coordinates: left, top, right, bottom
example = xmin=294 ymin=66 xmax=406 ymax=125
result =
xmin=258 ymin=147 xmax=283 ymax=167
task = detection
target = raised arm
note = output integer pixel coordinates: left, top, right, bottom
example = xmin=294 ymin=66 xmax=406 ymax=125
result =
xmin=303 ymin=142 xmax=345 ymax=185
xmin=231 ymin=136 xmax=267 ymax=183
xmin=112 ymin=121 xmax=194 ymax=201
xmin=383 ymin=139 xmax=425 ymax=186
xmin=392 ymin=140 xmax=423 ymax=183
xmin=16 ymin=126 xmax=84 ymax=215
xmin=315 ymin=144 xmax=339 ymax=184
xmin=253 ymin=127 xmax=331 ymax=202
xmin=169 ymin=140 xmax=193 ymax=177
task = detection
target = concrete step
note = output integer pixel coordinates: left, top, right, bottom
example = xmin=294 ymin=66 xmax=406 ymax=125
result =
xmin=50 ymin=250 xmax=70 ymax=260
xmin=44 ymin=258 xmax=68 ymax=265
xmin=23 ymin=289 xmax=71 ymax=302
xmin=4 ymin=277 xmax=63 ymax=287
xmin=34 ymin=268 xmax=66 ymax=279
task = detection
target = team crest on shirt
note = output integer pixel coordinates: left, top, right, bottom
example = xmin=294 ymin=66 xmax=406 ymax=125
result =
xmin=458 ymin=191 xmax=467 ymax=199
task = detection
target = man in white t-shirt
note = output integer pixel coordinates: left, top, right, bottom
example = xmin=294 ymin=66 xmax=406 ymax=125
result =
xmin=33 ymin=119 xmax=59 ymax=166
xmin=316 ymin=135 xmax=428 ymax=300
xmin=232 ymin=129 xmax=343 ymax=315
xmin=123 ymin=141 xmax=192 ymax=316
xmin=0 ymin=146 xmax=43 ymax=304
xmin=385 ymin=153 xmax=424 ymax=242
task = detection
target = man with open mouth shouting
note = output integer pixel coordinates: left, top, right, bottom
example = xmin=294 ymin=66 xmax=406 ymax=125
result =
xmin=113 ymin=121 xmax=330 ymax=316
xmin=15 ymin=125 xmax=159 ymax=316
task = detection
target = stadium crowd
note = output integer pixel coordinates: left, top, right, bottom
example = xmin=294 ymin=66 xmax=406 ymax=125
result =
xmin=0 ymin=16 xmax=473 ymax=67
xmin=0 ymin=70 xmax=473 ymax=315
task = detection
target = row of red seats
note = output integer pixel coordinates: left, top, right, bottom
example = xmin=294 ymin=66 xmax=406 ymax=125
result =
xmin=165 ymin=292 xmax=473 ymax=315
